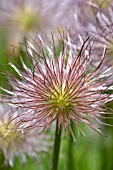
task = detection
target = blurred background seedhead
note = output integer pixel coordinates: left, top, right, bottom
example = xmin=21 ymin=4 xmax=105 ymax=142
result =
xmin=0 ymin=103 xmax=52 ymax=167
xmin=0 ymin=0 xmax=82 ymax=56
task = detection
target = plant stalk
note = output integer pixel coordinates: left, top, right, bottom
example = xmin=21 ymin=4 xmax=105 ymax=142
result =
xmin=67 ymin=121 xmax=74 ymax=170
xmin=51 ymin=120 xmax=62 ymax=170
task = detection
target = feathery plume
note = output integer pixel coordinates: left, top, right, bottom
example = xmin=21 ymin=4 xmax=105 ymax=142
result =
xmin=0 ymin=103 xmax=50 ymax=166
xmin=2 ymin=32 xmax=113 ymax=139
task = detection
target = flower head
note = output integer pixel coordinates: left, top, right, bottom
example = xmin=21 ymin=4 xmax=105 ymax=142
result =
xmin=0 ymin=0 xmax=76 ymax=55
xmin=2 ymin=33 xmax=113 ymax=139
xmin=73 ymin=2 xmax=113 ymax=66
xmin=0 ymin=103 xmax=50 ymax=166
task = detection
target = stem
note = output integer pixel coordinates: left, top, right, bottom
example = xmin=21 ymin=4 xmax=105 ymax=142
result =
xmin=67 ymin=121 xmax=74 ymax=170
xmin=52 ymin=120 xmax=62 ymax=170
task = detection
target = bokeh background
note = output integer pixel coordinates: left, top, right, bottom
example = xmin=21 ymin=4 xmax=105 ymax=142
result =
xmin=0 ymin=0 xmax=113 ymax=170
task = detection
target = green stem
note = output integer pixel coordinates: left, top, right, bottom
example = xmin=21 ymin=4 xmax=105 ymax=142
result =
xmin=52 ymin=120 xmax=62 ymax=170
xmin=67 ymin=121 xmax=74 ymax=170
